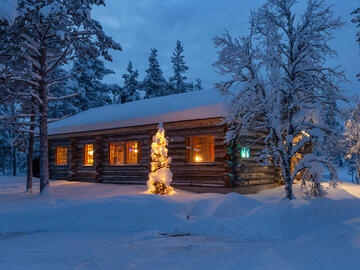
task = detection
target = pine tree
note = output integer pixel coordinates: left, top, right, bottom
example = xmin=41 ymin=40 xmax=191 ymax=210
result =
xmin=321 ymin=86 xmax=345 ymax=166
xmin=119 ymin=61 xmax=140 ymax=103
xmin=169 ymin=40 xmax=191 ymax=94
xmin=1 ymin=0 xmax=121 ymax=193
xmin=72 ymin=58 xmax=114 ymax=112
xmin=352 ymin=7 xmax=360 ymax=78
xmin=142 ymin=48 xmax=168 ymax=99
xmin=147 ymin=123 xmax=174 ymax=195
xmin=193 ymin=78 xmax=204 ymax=91
xmin=344 ymin=99 xmax=360 ymax=184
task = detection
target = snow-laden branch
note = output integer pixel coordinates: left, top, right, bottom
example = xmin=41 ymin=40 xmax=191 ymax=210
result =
xmin=213 ymin=0 xmax=345 ymax=199
xmin=48 ymin=114 xmax=71 ymax=123
xmin=48 ymin=91 xmax=82 ymax=101
xmin=0 ymin=114 xmax=37 ymax=120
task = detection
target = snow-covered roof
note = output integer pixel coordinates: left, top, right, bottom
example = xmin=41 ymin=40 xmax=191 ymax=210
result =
xmin=48 ymin=89 xmax=225 ymax=135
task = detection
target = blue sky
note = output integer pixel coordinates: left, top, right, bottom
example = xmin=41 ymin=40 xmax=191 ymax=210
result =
xmin=0 ymin=0 xmax=358 ymax=95
xmin=92 ymin=0 xmax=360 ymax=96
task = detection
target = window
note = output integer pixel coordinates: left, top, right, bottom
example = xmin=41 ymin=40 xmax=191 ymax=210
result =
xmin=109 ymin=141 xmax=139 ymax=165
xmin=186 ymin=135 xmax=215 ymax=163
xmin=126 ymin=141 xmax=139 ymax=164
xmin=241 ymin=147 xmax=250 ymax=159
xmin=83 ymin=144 xmax=94 ymax=166
xmin=55 ymin=146 xmax=68 ymax=165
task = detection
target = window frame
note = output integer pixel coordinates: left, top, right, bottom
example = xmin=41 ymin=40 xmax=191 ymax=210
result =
xmin=55 ymin=145 xmax=69 ymax=166
xmin=240 ymin=147 xmax=250 ymax=159
xmin=83 ymin=144 xmax=94 ymax=167
xmin=108 ymin=141 xmax=141 ymax=166
xmin=186 ymin=135 xmax=215 ymax=165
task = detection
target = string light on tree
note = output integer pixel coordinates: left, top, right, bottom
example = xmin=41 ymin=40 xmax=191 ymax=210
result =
xmin=147 ymin=122 xmax=174 ymax=195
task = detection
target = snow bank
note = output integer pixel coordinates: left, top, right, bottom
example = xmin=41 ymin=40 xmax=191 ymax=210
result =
xmin=2 ymin=176 xmax=360 ymax=269
xmin=1 ymin=176 xmax=360 ymax=242
xmin=48 ymin=89 xmax=225 ymax=135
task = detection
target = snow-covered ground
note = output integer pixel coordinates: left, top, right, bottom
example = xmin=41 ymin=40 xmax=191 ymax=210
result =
xmin=1 ymin=175 xmax=360 ymax=270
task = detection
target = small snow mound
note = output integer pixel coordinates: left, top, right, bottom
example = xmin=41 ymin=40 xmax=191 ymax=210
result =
xmin=211 ymin=192 xmax=262 ymax=218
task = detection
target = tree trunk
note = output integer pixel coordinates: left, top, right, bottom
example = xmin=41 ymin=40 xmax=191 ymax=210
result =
xmin=39 ymin=73 xmax=49 ymax=193
xmin=281 ymin=156 xmax=293 ymax=199
xmin=26 ymin=115 xmax=35 ymax=193
xmin=356 ymin=150 xmax=360 ymax=185
xmin=284 ymin=175 xmax=293 ymax=199
xmin=12 ymin=142 xmax=16 ymax=176
xmin=39 ymin=105 xmax=49 ymax=192
xmin=38 ymin=47 xmax=49 ymax=193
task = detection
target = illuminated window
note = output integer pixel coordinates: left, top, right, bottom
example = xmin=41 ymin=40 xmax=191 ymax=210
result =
xmin=83 ymin=144 xmax=94 ymax=166
xmin=109 ymin=141 xmax=139 ymax=165
xmin=241 ymin=147 xmax=250 ymax=159
xmin=126 ymin=141 xmax=139 ymax=164
xmin=186 ymin=135 xmax=215 ymax=163
xmin=55 ymin=146 xmax=68 ymax=165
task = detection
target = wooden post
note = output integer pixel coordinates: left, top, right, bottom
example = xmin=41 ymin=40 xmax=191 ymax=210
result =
xmin=95 ymin=136 xmax=104 ymax=182
xmin=70 ymin=138 xmax=78 ymax=181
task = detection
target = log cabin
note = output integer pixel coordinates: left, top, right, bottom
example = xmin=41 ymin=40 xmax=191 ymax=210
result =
xmin=48 ymin=90 xmax=281 ymax=193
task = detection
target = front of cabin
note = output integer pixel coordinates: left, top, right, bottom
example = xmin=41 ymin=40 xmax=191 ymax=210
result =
xmin=48 ymin=90 xmax=280 ymax=193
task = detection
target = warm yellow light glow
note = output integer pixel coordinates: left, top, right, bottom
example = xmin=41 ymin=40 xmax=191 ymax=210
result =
xmin=143 ymin=189 xmax=176 ymax=195
xmin=301 ymin=130 xmax=310 ymax=137
xmin=195 ymin=156 xmax=202 ymax=162
xmin=292 ymin=131 xmax=310 ymax=145
xmin=84 ymin=144 xmax=94 ymax=166
xmin=134 ymin=149 xmax=138 ymax=153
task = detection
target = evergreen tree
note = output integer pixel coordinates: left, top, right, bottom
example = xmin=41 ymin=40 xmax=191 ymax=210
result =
xmin=1 ymin=0 xmax=121 ymax=192
xmin=142 ymin=48 xmax=168 ymax=99
xmin=71 ymin=58 xmax=114 ymax=112
xmin=169 ymin=40 xmax=191 ymax=94
xmin=47 ymin=67 xmax=79 ymax=120
xmin=193 ymin=78 xmax=204 ymax=91
xmin=147 ymin=123 xmax=173 ymax=195
xmin=344 ymin=99 xmax=360 ymax=184
xmin=320 ymin=84 xmax=345 ymax=166
xmin=119 ymin=61 xmax=140 ymax=103
xmin=352 ymin=7 xmax=360 ymax=78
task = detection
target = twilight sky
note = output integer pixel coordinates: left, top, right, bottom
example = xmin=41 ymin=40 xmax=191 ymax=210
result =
xmin=0 ymin=0 xmax=358 ymax=95
xmin=92 ymin=0 xmax=360 ymax=96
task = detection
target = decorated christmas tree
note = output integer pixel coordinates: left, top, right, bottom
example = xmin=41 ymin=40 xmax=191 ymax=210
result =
xmin=147 ymin=123 xmax=174 ymax=195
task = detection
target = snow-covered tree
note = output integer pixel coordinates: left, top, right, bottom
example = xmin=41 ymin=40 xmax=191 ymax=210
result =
xmin=147 ymin=123 xmax=174 ymax=195
xmin=214 ymin=0 xmax=344 ymax=199
xmin=142 ymin=48 xmax=168 ymax=99
xmin=1 ymin=0 xmax=121 ymax=192
xmin=118 ymin=61 xmax=140 ymax=103
xmin=65 ymin=58 xmax=114 ymax=116
xmin=193 ymin=78 xmax=204 ymax=91
xmin=72 ymin=58 xmax=114 ymax=111
xmin=352 ymin=7 xmax=360 ymax=78
xmin=344 ymin=99 xmax=360 ymax=184
xmin=321 ymin=85 xmax=344 ymax=166
xmin=169 ymin=40 xmax=192 ymax=94
xmin=0 ymin=103 xmax=28 ymax=176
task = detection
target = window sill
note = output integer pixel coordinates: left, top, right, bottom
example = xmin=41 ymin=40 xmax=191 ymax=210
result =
xmin=186 ymin=162 xmax=216 ymax=166
xmin=107 ymin=164 xmax=142 ymax=167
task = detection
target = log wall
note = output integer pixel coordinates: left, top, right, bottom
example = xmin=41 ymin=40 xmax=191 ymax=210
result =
xmin=49 ymin=118 xmax=281 ymax=190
